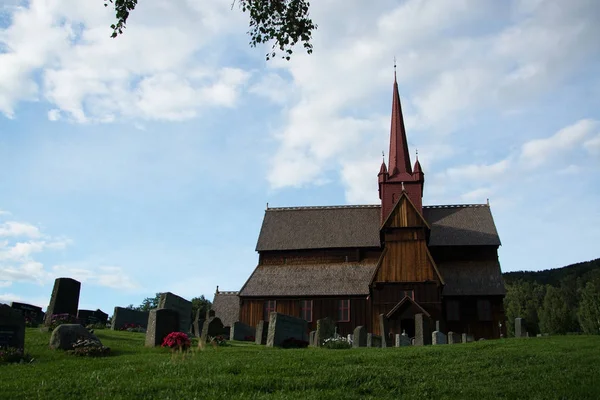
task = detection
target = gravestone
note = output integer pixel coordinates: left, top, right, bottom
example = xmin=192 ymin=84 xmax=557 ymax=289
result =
xmin=448 ymin=331 xmax=461 ymax=344
xmin=200 ymin=317 xmax=226 ymax=343
xmin=77 ymin=309 xmax=108 ymax=325
xmin=145 ymin=308 xmax=180 ymax=347
xmin=0 ymin=304 xmax=25 ymax=350
xmin=44 ymin=278 xmax=81 ymax=325
xmin=461 ymin=333 xmax=467 ymax=343
xmin=414 ymin=313 xmax=431 ymax=346
xmin=266 ymin=312 xmax=308 ymax=347
xmin=367 ymin=333 xmax=382 ymax=348
xmin=435 ymin=320 xmax=441 ymax=331
xmin=378 ymin=314 xmax=392 ymax=348
xmin=432 ymin=331 xmax=447 ymax=345
xmin=255 ymin=320 xmax=269 ymax=345
xmin=315 ymin=317 xmax=335 ymax=347
xmin=111 ymin=307 xmax=150 ymax=330
xmin=230 ymin=321 xmax=255 ymax=341
xmin=395 ymin=332 xmax=411 ymax=347
xmin=309 ymin=330 xmax=316 ymax=346
xmin=353 ymin=326 xmax=367 ymax=348
xmin=193 ymin=309 xmax=205 ymax=337
xmin=158 ymin=292 xmax=192 ymax=334
xmin=49 ymin=324 xmax=101 ymax=350
xmin=461 ymin=334 xmax=474 ymax=343
xmin=11 ymin=302 xmax=43 ymax=324
xmin=515 ymin=317 xmax=525 ymax=338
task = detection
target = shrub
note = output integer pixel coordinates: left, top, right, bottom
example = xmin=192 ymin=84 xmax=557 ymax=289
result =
xmin=162 ymin=332 xmax=191 ymax=351
xmin=0 ymin=347 xmax=33 ymax=364
xmin=281 ymin=337 xmax=309 ymax=349
xmin=323 ymin=336 xmax=352 ymax=349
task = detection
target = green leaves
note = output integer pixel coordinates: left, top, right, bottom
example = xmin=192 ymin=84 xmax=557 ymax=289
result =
xmin=104 ymin=0 xmax=138 ymax=38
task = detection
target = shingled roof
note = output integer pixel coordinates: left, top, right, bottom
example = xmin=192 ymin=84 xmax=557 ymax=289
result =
xmin=239 ymin=261 xmax=378 ymax=297
xmin=438 ymin=261 xmax=506 ymax=296
xmin=212 ymin=291 xmax=240 ymax=327
xmin=256 ymin=204 xmax=500 ymax=251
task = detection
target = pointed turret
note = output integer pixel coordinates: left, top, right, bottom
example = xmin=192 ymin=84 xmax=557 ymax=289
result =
xmin=388 ymin=73 xmax=412 ymax=178
xmin=378 ymin=161 xmax=388 ymax=199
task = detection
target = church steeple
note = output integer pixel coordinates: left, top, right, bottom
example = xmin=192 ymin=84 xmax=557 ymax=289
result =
xmin=388 ymin=69 xmax=412 ymax=177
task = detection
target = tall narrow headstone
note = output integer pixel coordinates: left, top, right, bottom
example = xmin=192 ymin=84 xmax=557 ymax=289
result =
xmin=378 ymin=314 xmax=392 ymax=348
xmin=353 ymin=326 xmax=366 ymax=348
xmin=158 ymin=292 xmax=192 ymax=334
xmin=435 ymin=320 xmax=441 ymax=332
xmin=200 ymin=317 xmax=226 ymax=343
xmin=432 ymin=331 xmax=447 ymax=345
xmin=145 ymin=308 xmax=180 ymax=347
xmin=309 ymin=330 xmax=316 ymax=346
xmin=255 ymin=320 xmax=269 ymax=345
xmin=0 ymin=304 xmax=26 ymax=350
xmin=315 ymin=317 xmax=335 ymax=347
xmin=44 ymin=278 xmax=81 ymax=325
xmin=448 ymin=331 xmax=461 ymax=344
xmin=266 ymin=312 xmax=308 ymax=347
xmin=414 ymin=313 xmax=431 ymax=346
xmin=515 ymin=317 xmax=525 ymax=338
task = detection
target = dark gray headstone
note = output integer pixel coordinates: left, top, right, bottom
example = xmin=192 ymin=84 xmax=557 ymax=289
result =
xmin=266 ymin=312 xmax=308 ymax=347
xmin=378 ymin=314 xmax=392 ymax=348
xmin=193 ymin=308 xmax=205 ymax=337
xmin=309 ymin=330 xmax=316 ymax=346
xmin=315 ymin=317 xmax=335 ymax=347
xmin=515 ymin=317 xmax=525 ymax=338
xmin=230 ymin=321 xmax=255 ymax=341
xmin=367 ymin=333 xmax=382 ymax=348
xmin=461 ymin=333 xmax=467 ymax=343
xmin=395 ymin=332 xmax=411 ymax=347
xmin=414 ymin=313 xmax=431 ymax=346
xmin=77 ymin=309 xmax=108 ymax=325
xmin=200 ymin=317 xmax=226 ymax=342
xmin=158 ymin=292 xmax=192 ymax=334
xmin=145 ymin=308 xmax=180 ymax=347
xmin=353 ymin=326 xmax=367 ymax=348
xmin=49 ymin=324 xmax=100 ymax=350
xmin=44 ymin=278 xmax=81 ymax=325
xmin=256 ymin=320 xmax=269 ymax=345
xmin=466 ymin=334 xmax=474 ymax=342
xmin=0 ymin=304 xmax=25 ymax=350
xmin=111 ymin=307 xmax=150 ymax=330
xmin=10 ymin=302 xmax=43 ymax=324
xmin=448 ymin=331 xmax=461 ymax=344
xmin=432 ymin=331 xmax=447 ymax=345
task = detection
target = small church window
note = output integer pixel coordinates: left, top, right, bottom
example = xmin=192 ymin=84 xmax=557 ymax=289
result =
xmin=264 ymin=300 xmax=276 ymax=320
xmin=447 ymin=300 xmax=460 ymax=321
xmin=338 ymin=299 xmax=350 ymax=322
xmin=477 ymin=299 xmax=492 ymax=321
xmin=300 ymin=300 xmax=313 ymax=322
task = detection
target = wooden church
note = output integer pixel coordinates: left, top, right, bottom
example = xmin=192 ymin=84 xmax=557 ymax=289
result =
xmin=215 ymin=74 xmax=506 ymax=340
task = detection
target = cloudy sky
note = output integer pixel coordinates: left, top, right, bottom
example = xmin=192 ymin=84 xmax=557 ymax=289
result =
xmin=1 ymin=0 xmax=599 ymax=314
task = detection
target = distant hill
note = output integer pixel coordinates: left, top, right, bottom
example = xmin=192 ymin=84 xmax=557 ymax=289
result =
xmin=503 ymin=258 xmax=600 ymax=286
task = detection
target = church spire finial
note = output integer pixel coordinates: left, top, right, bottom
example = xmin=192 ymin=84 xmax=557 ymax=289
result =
xmin=393 ymin=56 xmax=397 ymax=81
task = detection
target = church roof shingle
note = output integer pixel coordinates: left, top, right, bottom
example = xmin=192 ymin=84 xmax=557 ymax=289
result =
xmin=212 ymin=291 xmax=240 ymax=327
xmin=256 ymin=204 xmax=500 ymax=251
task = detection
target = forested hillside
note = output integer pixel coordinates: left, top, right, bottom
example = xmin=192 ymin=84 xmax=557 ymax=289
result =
xmin=502 ymin=258 xmax=600 ymax=336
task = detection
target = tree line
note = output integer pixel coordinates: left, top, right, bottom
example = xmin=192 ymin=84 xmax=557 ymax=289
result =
xmin=503 ymin=258 xmax=600 ymax=336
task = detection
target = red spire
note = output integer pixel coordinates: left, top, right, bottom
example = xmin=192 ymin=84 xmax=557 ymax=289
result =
xmin=388 ymin=73 xmax=412 ymax=177
xmin=413 ymin=159 xmax=422 ymax=174
xmin=379 ymin=161 xmax=388 ymax=175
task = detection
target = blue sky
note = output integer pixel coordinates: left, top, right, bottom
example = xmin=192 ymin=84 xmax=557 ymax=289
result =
xmin=1 ymin=0 xmax=599 ymax=314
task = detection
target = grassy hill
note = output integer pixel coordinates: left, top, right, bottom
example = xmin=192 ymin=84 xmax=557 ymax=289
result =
xmin=1 ymin=329 xmax=599 ymax=399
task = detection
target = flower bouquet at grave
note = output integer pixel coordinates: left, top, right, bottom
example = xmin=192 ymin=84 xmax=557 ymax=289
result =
xmin=0 ymin=347 xmax=33 ymax=364
xmin=209 ymin=335 xmax=228 ymax=347
xmin=68 ymin=338 xmax=111 ymax=357
xmin=323 ymin=336 xmax=352 ymax=349
xmin=162 ymin=332 xmax=191 ymax=352
xmin=121 ymin=323 xmax=145 ymax=333
xmin=48 ymin=313 xmax=78 ymax=330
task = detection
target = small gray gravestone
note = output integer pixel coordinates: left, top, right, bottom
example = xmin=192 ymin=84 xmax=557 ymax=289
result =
xmin=309 ymin=330 xmax=316 ymax=346
xmin=266 ymin=312 xmax=308 ymax=347
xmin=435 ymin=320 xmax=441 ymax=331
xmin=395 ymin=333 xmax=401 ymax=347
xmin=432 ymin=331 xmax=447 ymax=345
xmin=378 ymin=314 xmax=392 ymax=348
xmin=193 ymin=309 xmax=205 ymax=337
xmin=158 ymin=292 xmax=192 ymax=334
xmin=0 ymin=304 xmax=25 ymax=350
xmin=367 ymin=333 xmax=382 ymax=348
xmin=49 ymin=324 xmax=101 ymax=350
xmin=400 ymin=332 xmax=411 ymax=346
xmin=353 ymin=326 xmax=367 ymax=348
xmin=515 ymin=317 xmax=526 ymax=338
xmin=145 ymin=309 xmax=180 ymax=347
xmin=200 ymin=317 xmax=225 ymax=343
xmin=255 ymin=320 xmax=269 ymax=345
xmin=111 ymin=307 xmax=150 ymax=330
xmin=315 ymin=317 xmax=336 ymax=347
xmin=230 ymin=321 xmax=255 ymax=341
xmin=44 ymin=278 xmax=81 ymax=325
xmin=414 ymin=313 xmax=431 ymax=346
xmin=448 ymin=331 xmax=461 ymax=344
xmin=466 ymin=334 xmax=475 ymax=342
xmin=77 ymin=309 xmax=108 ymax=325
xmin=11 ymin=302 xmax=43 ymax=324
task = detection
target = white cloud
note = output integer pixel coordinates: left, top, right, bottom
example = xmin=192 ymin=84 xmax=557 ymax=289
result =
xmin=51 ymin=264 xmax=139 ymax=290
xmin=444 ymin=159 xmax=511 ymax=182
xmin=584 ymin=134 xmax=600 ymax=155
xmin=249 ymin=73 xmax=293 ymax=105
xmin=461 ymin=188 xmax=493 ymax=202
xmin=0 ymin=221 xmax=41 ymax=238
xmin=47 ymin=108 xmax=60 ymax=121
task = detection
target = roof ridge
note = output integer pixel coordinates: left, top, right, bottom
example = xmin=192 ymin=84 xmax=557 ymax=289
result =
xmin=216 ymin=291 xmax=239 ymax=295
xmin=266 ymin=204 xmax=381 ymax=211
xmin=424 ymin=204 xmax=488 ymax=209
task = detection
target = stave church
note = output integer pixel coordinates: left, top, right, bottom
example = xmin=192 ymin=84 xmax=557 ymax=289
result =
xmin=214 ymin=72 xmax=506 ymax=340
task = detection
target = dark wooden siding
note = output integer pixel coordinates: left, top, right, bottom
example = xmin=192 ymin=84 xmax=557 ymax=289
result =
xmin=442 ymin=295 xmax=505 ymax=339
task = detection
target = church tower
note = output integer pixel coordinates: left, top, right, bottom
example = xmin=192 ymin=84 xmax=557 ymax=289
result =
xmin=378 ymin=72 xmax=424 ymax=223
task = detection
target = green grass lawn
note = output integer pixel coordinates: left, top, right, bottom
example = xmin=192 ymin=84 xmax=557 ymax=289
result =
xmin=1 ymin=329 xmax=599 ymax=399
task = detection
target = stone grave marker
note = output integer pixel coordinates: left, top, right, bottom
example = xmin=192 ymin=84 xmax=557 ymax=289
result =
xmin=145 ymin=308 xmax=180 ymax=347
xmin=266 ymin=312 xmax=308 ymax=347
xmin=158 ymin=292 xmax=192 ymax=334
xmin=309 ymin=330 xmax=316 ymax=346
xmin=378 ymin=314 xmax=392 ymax=348
xmin=432 ymin=331 xmax=447 ymax=345
xmin=193 ymin=309 xmax=205 ymax=337
xmin=367 ymin=333 xmax=382 ymax=348
xmin=414 ymin=313 xmax=431 ymax=346
xmin=0 ymin=304 xmax=25 ymax=350
xmin=77 ymin=309 xmax=108 ymax=325
xmin=230 ymin=321 xmax=255 ymax=341
xmin=515 ymin=317 xmax=526 ymax=338
xmin=201 ymin=317 xmax=226 ymax=343
xmin=353 ymin=326 xmax=366 ymax=348
xmin=315 ymin=317 xmax=335 ymax=347
xmin=44 ymin=278 xmax=81 ymax=325
xmin=10 ymin=302 xmax=43 ymax=324
xmin=256 ymin=320 xmax=269 ymax=345
xmin=448 ymin=331 xmax=461 ymax=344
xmin=111 ymin=307 xmax=150 ymax=330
